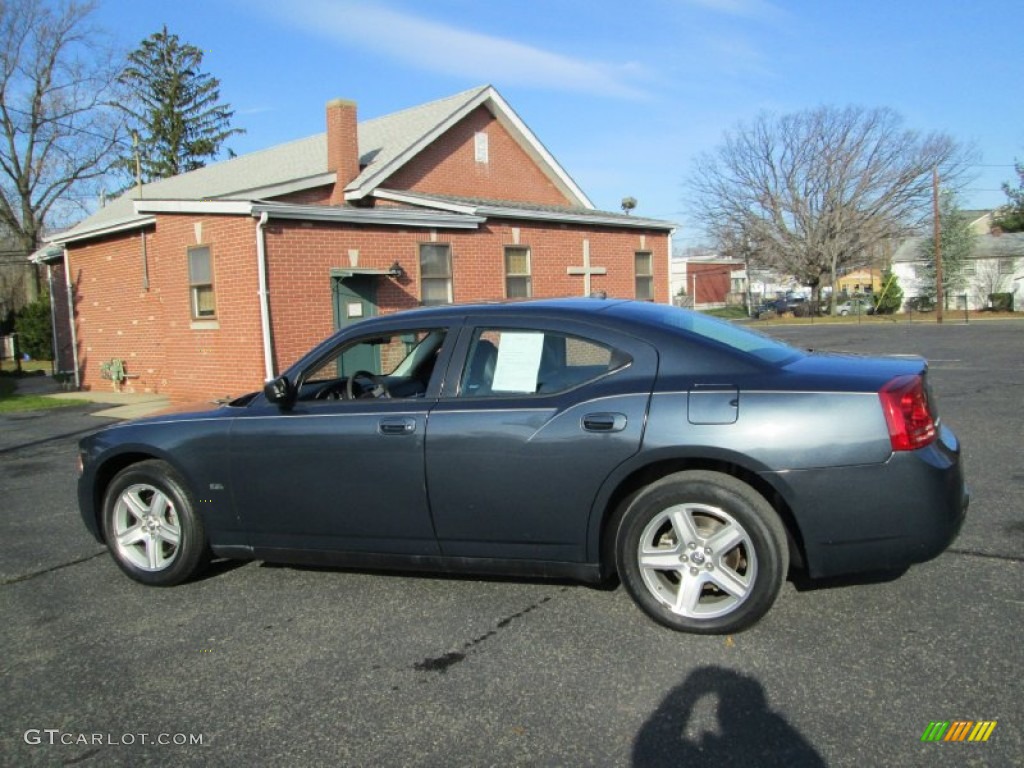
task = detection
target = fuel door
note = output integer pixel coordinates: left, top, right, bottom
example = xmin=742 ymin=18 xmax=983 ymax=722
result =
xmin=688 ymin=385 xmax=739 ymax=425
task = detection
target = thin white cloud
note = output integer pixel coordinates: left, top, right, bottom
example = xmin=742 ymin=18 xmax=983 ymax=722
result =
xmin=272 ymin=0 xmax=650 ymax=99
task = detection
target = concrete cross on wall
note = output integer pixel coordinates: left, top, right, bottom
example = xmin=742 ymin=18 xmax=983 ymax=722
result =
xmin=567 ymin=239 xmax=607 ymax=296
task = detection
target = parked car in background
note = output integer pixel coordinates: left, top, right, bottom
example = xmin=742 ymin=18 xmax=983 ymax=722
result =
xmin=77 ymin=299 xmax=968 ymax=634
xmin=836 ymin=297 xmax=875 ymax=316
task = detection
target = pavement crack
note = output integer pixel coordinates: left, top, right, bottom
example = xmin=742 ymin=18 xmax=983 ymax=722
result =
xmin=413 ymin=589 xmax=565 ymax=674
xmin=1 ymin=550 xmax=107 ymax=586
xmin=948 ymin=548 xmax=1023 ymax=564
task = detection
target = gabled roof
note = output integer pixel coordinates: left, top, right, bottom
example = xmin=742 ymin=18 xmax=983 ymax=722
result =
xmin=54 ymin=85 xmax=596 ymax=245
xmin=344 ymin=85 xmax=592 ymax=208
xmin=892 ymin=232 xmax=1024 ymax=263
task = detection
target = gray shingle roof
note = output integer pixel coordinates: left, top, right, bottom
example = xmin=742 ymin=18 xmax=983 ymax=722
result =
xmin=892 ymin=232 xmax=1024 ymax=262
xmin=57 ymin=86 xmax=501 ymax=243
xmin=54 ymin=85 xmax=618 ymax=243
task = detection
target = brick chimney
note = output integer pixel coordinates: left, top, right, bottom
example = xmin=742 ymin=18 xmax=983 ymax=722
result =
xmin=326 ymin=98 xmax=359 ymax=205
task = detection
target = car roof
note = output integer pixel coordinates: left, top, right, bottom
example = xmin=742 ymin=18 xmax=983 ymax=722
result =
xmin=387 ymin=296 xmax=631 ymax=321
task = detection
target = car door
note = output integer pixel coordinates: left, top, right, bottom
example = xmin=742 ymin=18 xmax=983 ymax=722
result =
xmin=229 ymin=323 xmax=454 ymax=556
xmin=425 ymin=316 xmax=658 ymax=563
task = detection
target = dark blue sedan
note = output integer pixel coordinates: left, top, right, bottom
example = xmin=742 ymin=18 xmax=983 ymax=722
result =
xmin=77 ymin=299 xmax=968 ymax=634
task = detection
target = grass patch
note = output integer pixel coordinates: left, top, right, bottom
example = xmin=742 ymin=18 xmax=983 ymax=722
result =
xmin=0 ymin=394 xmax=80 ymax=413
xmin=0 ymin=368 xmax=78 ymax=413
xmin=0 ymin=359 xmax=52 ymax=374
xmin=700 ymin=306 xmax=751 ymax=320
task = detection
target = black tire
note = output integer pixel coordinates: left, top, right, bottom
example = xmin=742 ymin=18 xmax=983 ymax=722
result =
xmin=615 ymin=470 xmax=788 ymax=634
xmin=102 ymin=460 xmax=210 ymax=586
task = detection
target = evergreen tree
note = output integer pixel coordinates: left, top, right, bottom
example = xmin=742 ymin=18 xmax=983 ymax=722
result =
xmin=120 ymin=26 xmax=244 ymax=181
xmin=873 ymin=267 xmax=903 ymax=315
xmin=916 ymin=192 xmax=975 ymax=306
xmin=993 ymin=160 xmax=1024 ymax=232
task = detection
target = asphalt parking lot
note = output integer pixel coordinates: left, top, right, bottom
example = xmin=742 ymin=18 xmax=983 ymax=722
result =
xmin=2 ymin=319 xmax=1021 ymax=767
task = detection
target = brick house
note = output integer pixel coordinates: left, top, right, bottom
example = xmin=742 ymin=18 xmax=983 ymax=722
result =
xmin=48 ymin=85 xmax=674 ymax=401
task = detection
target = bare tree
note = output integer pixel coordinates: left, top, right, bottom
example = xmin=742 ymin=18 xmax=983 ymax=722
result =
xmin=0 ymin=0 xmax=124 ymax=262
xmin=686 ymin=106 xmax=974 ymax=311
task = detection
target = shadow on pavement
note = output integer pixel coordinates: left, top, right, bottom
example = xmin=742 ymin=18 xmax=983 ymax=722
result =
xmin=632 ymin=665 xmax=825 ymax=768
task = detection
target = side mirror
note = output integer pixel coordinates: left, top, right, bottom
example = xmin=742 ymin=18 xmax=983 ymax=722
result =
xmin=263 ymin=376 xmax=296 ymax=408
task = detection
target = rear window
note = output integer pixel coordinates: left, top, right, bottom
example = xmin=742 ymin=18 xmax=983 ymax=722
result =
xmin=615 ymin=302 xmax=802 ymax=365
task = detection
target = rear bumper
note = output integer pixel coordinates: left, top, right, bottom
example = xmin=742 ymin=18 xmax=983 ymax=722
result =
xmin=763 ymin=424 xmax=968 ymax=579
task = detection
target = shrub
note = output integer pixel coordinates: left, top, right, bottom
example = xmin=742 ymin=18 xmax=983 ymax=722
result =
xmin=14 ymin=299 xmax=53 ymax=360
xmin=988 ymin=293 xmax=1014 ymax=312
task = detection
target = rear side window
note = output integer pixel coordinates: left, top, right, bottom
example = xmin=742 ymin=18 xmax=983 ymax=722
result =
xmin=460 ymin=329 xmax=628 ymax=397
xmin=618 ymin=302 xmax=802 ymax=365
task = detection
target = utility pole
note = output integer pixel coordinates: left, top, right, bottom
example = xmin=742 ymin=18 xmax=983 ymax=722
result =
xmin=933 ymin=166 xmax=944 ymax=324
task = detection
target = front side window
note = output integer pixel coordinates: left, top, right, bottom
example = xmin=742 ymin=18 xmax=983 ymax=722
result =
xmin=188 ymin=246 xmax=215 ymax=318
xmin=505 ymin=246 xmax=532 ymax=298
xmin=460 ymin=328 xmax=627 ymax=397
xmin=300 ymin=328 xmax=447 ymax=401
xmin=999 ymin=258 xmax=1015 ymax=275
xmin=420 ymin=244 xmax=452 ymax=306
xmin=635 ymin=251 xmax=654 ymax=301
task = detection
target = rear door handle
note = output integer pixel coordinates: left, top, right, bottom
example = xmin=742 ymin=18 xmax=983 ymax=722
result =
xmin=378 ymin=417 xmax=416 ymax=435
xmin=582 ymin=412 xmax=627 ymax=433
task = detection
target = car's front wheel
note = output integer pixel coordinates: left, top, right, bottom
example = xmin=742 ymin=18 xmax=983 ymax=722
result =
xmin=102 ymin=460 xmax=210 ymax=586
xmin=615 ymin=471 xmax=788 ymax=634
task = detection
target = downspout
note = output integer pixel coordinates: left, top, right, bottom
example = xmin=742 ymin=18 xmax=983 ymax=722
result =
xmin=666 ymin=227 xmax=676 ymax=304
xmin=63 ymin=248 xmax=81 ymax=389
xmin=45 ymin=263 xmax=58 ymax=375
xmin=255 ymin=212 xmax=275 ymax=381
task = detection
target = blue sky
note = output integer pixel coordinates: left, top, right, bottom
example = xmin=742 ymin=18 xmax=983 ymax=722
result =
xmin=94 ymin=0 xmax=1022 ymax=247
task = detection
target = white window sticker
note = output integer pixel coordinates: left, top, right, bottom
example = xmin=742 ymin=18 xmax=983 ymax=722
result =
xmin=346 ymin=302 xmax=364 ymax=319
xmin=491 ymin=332 xmax=543 ymax=393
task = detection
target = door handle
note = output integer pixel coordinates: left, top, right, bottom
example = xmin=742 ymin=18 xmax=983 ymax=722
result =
xmin=582 ymin=412 xmax=627 ymax=433
xmin=378 ymin=417 xmax=416 ymax=435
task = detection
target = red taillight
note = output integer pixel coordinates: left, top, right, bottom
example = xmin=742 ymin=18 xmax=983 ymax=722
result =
xmin=879 ymin=375 xmax=937 ymax=451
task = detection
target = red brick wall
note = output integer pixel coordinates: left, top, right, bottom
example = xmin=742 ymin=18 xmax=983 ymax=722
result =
xmin=265 ymin=219 xmax=669 ymax=371
xmin=68 ymin=214 xmax=667 ymax=402
xmin=386 ymin=107 xmax=573 ymax=206
xmin=67 ymin=216 xmax=266 ymax=401
xmin=67 ymin=230 xmax=165 ymax=395
xmin=152 ymin=216 xmax=265 ymax=402
xmin=273 ymin=185 xmax=333 ymax=206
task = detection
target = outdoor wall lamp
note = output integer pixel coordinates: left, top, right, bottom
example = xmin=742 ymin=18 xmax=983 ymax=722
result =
xmin=388 ymin=261 xmax=405 ymax=279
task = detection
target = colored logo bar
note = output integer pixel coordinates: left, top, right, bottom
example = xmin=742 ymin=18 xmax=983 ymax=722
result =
xmin=921 ymin=721 xmax=997 ymax=742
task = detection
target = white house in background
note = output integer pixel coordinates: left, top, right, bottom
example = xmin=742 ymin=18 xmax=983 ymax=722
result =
xmin=892 ymin=212 xmax=1024 ymax=310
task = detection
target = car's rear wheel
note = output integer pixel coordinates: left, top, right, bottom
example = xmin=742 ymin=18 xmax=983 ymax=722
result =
xmin=615 ymin=471 xmax=788 ymax=634
xmin=102 ymin=460 xmax=209 ymax=586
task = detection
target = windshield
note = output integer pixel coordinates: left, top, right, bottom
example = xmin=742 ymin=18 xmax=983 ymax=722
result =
xmin=616 ymin=302 xmax=803 ymax=365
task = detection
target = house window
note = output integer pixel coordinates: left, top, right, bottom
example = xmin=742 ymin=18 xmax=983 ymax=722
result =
xmin=505 ymin=246 xmax=532 ymax=298
xmin=961 ymin=261 xmax=976 ymax=276
xmin=188 ymin=246 xmax=215 ymax=318
xmin=420 ymin=243 xmax=453 ymax=305
xmin=474 ymin=131 xmax=489 ymax=163
xmin=635 ymin=251 xmax=654 ymax=301
xmin=999 ymin=258 xmax=1015 ymax=275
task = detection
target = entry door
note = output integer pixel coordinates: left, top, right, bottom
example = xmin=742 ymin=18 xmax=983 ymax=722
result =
xmin=333 ymin=275 xmax=378 ymax=375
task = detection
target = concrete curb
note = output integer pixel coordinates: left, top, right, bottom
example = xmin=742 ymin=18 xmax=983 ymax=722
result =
xmin=14 ymin=376 xmax=170 ymax=419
